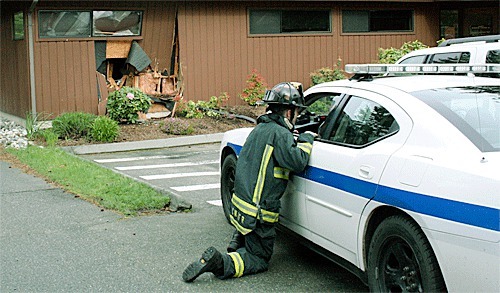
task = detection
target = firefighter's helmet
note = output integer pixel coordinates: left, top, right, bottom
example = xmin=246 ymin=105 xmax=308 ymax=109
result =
xmin=262 ymin=82 xmax=306 ymax=109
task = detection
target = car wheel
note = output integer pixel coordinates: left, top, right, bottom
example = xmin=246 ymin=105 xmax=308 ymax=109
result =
xmin=367 ymin=215 xmax=446 ymax=292
xmin=220 ymin=154 xmax=236 ymax=222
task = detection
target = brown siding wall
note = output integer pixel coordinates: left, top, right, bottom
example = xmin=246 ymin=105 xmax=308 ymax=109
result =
xmin=178 ymin=1 xmax=439 ymax=106
xmin=31 ymin=1 xmax=176 ymax=118
xmin=0 ymin=2 xmax=31 ymax=118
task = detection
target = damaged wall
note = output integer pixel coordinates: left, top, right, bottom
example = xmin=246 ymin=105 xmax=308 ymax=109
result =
xmin=31 ymin=1 xmax=176 ymax=118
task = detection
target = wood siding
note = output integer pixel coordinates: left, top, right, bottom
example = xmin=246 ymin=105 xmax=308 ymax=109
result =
xmin=1 ymin=1 xmax=496 ymax=119
xmin=178 ymin=1 xmax=439 ymax=106
xmin=0 ymin=2 xmax=31 ymax=118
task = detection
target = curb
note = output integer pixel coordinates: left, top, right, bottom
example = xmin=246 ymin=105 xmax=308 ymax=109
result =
xmin=63 ymin=133 xmax=225 ymax=155
xmin=62 ymin=132 xmax=225 ymax=212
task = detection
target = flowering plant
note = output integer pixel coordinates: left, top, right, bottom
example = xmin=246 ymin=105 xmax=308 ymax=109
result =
xmin=240 ymin=69 xmax=267 ymax=106
xmin=107 ymin=86 xmax=152 ymax=124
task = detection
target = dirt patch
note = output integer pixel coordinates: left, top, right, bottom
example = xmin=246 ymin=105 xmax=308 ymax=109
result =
xmin=54 ymin=105 xmax=265 ymax=147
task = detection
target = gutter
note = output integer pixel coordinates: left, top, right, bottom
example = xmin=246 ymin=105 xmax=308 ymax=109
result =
xmin=28 ymin=0 xmax=38 ymax=115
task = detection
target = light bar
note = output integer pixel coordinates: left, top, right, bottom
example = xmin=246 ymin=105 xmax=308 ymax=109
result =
xmin=345 ymin=64 xmax=500 ymax=75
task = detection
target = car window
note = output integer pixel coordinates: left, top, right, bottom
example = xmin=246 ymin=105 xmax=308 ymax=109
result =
xmin=399 ymin=55 xmax=428 ymax=64
xmin=486 ymin=50 xmax=500 ymax=63
xmin=412 ymin=86 xmax=500 ymax=152
xmin=307 ymin=94 xmax=342 ymax=115
xmin=430 ymin=52 xmax=471 ymax=63
xmin=328 ymin=96 xmax=399 ymax=146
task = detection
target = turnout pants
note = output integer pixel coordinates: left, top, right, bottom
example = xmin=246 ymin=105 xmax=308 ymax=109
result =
xmin=219 ymin=222 xmax=276 ymax=279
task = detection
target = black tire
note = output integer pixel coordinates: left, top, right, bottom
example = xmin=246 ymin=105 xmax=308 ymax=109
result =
xmin=220 ymin=154 xmax=237 ymax=222
xmin=367 ymin=215 xmax=447 ymax=292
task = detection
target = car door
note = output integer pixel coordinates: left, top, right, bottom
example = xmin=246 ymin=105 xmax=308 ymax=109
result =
xmin=280 ymin=93 xmax=344 ymax=237
xmin=302 ymin=88 xmax=411 ymax=266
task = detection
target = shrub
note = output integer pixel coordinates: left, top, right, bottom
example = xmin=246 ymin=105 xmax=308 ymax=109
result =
xmin=33 ymin=129 xmax=59 ymax=147
xmin=52 ymin=112 xmax=97 ymax=139
xmin=162 ymin=118 xmax=194 ymax=135
xmin=107 ymin=86 xmax=152 ymax=124
xmin=240 ymin=69 xmax=267 ymax=106
xmin=178 ymin=93 xmax=230 ymax=119
xmin=90 ymin=116 xmax=120 ymax=142
xmin=310 ymin=59 xmax=346 ymax=85
xmin=378 ymin=40 xmax=429 ymax=64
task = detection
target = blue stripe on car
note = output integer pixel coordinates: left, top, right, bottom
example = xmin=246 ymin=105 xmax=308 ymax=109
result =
xmin=226 ymin=143 xmax=499 ymax=232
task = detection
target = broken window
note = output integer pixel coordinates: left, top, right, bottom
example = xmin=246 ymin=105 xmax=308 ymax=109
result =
xmin=93 ymin=11 xmax=142 ymax=37
xmin=38 ymin=10 xmax=142 ymax=38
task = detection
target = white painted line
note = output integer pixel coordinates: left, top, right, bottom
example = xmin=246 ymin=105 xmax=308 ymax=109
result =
xmin=140 ymin=171 xmax=220 ymax=180
xmin=94 ymin=155 xmax=181 ymax=163
xmin=207 ymin=200 xmax=223 ymax=206
xmin=170 ymin=183 xmax=220 ymax=191
xmin=171 ymin=183 xmax=220 ymax=192
xmin=116 ymin=160 xmax=218 ymax=171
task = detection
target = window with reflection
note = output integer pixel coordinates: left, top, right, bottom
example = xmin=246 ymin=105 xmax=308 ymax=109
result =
xmin=329 ymin=96 xmax=399 ymax=146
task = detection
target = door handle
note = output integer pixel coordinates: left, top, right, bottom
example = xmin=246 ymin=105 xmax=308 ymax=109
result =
xmin=359 ymin=165 xmax=374 ymax=179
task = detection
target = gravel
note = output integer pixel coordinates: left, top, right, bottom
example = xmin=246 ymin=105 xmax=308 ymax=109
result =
xmin=0 ymin=117 xmax=29 ymax=149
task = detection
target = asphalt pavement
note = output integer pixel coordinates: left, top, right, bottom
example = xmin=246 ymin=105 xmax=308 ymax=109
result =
xmin=0 ymin=133 xmax=368 ymax=292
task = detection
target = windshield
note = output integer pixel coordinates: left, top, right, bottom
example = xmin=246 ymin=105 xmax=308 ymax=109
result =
xmin=412 ymin=86 xmax=500 ymax=152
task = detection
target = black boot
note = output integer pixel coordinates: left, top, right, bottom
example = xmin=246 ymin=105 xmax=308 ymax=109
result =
xmin=227 ymin=231 xmax=244 ymax=252
xmin=182 ymin=247 xmax=224 ymax=282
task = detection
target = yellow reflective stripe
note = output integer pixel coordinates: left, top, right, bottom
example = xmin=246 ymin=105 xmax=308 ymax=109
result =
xmin=260 ymin=209 xmax=279 ymax=223
xmin=252 ymin=144 xmax=274 ymax=204
xmin=232 ymin=194 xmax=257 ymax=218
xmin=228 ymin=252 xmax=244 ymax=278
xmin=274 ymin=167 xmax=290 ymax=180
xmin=229 ymin=214 xmax=252 ymax=235
xmin=232 ymin=194 xmax=279 ymax=223
xmin=298 ymin=142 xmax=312 ymax=155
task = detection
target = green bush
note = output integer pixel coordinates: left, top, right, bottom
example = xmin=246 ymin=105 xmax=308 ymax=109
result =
xmin=34 ymin=129 xmax=59 ymax=147
xmin=178 ymin=93 xmax=229 ymax=119
xmin=310 ymin=59 xmax=346 ymax=85
xmin=107 ymin=86 xmax=152 ymax=124
xmin=52 ymin=112 xmax=97 ymax=139
xmin=90 ymin=116 xmax=120 ymax=142
xmin=378 ymin=40 xmax=429 ymax=64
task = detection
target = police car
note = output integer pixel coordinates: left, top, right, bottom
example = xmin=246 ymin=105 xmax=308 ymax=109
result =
xmin=219 ymin=64 xmax=500 ymax=292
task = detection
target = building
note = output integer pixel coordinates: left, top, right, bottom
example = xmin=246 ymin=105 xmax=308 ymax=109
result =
xmin=1 ymin=0 xmax=498 ymax=119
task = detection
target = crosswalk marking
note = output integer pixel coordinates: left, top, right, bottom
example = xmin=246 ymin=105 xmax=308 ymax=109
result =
xmin=115 ymin=160 xmax=218 ymax=171
xmin=171 ymin=183 xmax=220 ymax=192
xmin=140 ymin=171 xmax=220 ymax=180
xmin=207 ymin=200 xmax=223 ymax=206
xmin=94 ymin=155 xmax=182 ymax=163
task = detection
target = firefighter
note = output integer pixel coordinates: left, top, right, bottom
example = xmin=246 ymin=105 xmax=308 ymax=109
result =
xmin=182 ymin=82 xmax=316 ymax=282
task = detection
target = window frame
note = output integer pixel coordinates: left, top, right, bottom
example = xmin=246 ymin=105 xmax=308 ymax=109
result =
xmin=13 ymin=11 xmax=25 ymax=41
xmin=341 ymin=9 xmax=415 ymax=35
xmin=248 ymin=8 xmax=332 ymax=37
xmin=36 ymin=9 xmax=144 ymax=41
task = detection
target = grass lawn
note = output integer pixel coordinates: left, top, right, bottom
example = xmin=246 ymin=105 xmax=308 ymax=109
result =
xmin=4 ymin=145 xmax=171 ymax=216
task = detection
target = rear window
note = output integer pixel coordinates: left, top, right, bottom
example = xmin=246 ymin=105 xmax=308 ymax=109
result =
xmin=412 ymin=86 xmax=500 ymax=152
xmin=430 ymin=52 xmax=470 ymax=63
xmin=486 ymin=50 xmax=500 ymax=63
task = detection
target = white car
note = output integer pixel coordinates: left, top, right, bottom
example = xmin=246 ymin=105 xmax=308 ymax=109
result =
xmin=219 ymin=64 xmax=500 ymax=292
xmin=396 ymin=40 xmax=499 ymax=66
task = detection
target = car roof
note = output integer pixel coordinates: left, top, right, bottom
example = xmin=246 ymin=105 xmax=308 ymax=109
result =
xmin=306 ymin=75 xmax=500 ymax=96
xmin=396 ymin=42 xmax=500 ymax=62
